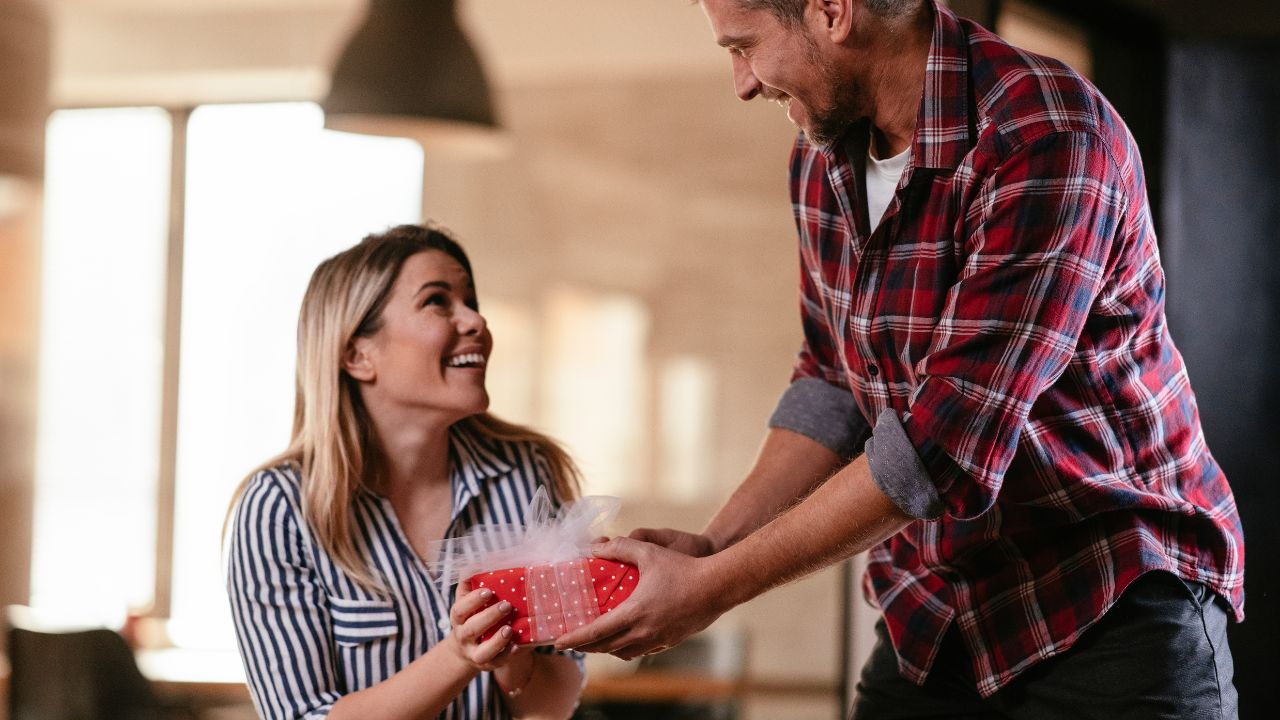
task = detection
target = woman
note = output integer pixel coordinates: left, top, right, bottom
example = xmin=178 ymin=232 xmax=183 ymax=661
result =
xmin=225 ymin=224 xmax=584 ymax=720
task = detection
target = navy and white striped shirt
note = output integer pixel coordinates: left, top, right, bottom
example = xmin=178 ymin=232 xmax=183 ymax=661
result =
xmin=226 ymin=425 xmax=584 ymax=719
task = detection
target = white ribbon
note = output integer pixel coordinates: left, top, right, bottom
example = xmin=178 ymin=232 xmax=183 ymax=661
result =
xmin=427 ymin=487 xmax=621 ymax=592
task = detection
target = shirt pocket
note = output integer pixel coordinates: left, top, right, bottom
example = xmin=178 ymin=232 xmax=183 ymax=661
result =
xmin=328 ymin=596 xmax=398 ymax=647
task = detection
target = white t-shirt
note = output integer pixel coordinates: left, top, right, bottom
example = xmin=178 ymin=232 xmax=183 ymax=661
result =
xmin=866 ymin=142 xmax=910 ymax=231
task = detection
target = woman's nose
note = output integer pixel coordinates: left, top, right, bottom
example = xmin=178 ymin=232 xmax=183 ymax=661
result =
xmin=456 ymin=305 xmax=487 ymax=335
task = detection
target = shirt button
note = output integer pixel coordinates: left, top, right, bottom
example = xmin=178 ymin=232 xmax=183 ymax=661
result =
xmin=437 ymin=618 xmax=450 ymax=633
xmin=867 ymin=363 xmax=880 ymax=377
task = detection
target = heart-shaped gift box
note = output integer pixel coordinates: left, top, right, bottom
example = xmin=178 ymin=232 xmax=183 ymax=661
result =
xmin=470 ymin=558 xmax=638 ymax=644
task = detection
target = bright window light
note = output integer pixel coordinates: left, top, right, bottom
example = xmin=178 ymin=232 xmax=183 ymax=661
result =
xmin=658 ymin=356 xmax=715 ymax=503
xmin=31 ymin=107 xmax=172 ymax=624
xmin=168 ymin=102 xmax=422 ymax=649
xmin=541 ymin=285 xmax=650 ymax=497
xmin=481 ymin=299 xmax=538 ymax=426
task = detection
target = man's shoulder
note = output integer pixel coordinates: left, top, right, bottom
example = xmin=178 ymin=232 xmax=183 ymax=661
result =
xmin=967 ymin=30 xmax=1119 ymax=154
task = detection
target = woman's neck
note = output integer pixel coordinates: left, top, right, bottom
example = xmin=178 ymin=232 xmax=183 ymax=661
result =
xmin=367 ymin=405 xmax=454 ymax=496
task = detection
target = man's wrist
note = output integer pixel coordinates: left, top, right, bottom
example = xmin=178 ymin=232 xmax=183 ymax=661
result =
xmin=698 ymin=550 xmax=758 ymax=610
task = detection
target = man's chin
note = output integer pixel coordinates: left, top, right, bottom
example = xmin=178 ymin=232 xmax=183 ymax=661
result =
xmin=803 ymin=111 xmax=863 ymax=149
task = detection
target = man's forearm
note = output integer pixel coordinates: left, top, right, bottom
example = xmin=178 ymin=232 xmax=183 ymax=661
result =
xmin=706 ymin=452 xmax=912 ymax=607
xmin=702 ymin=427 xmax=845 ymax=552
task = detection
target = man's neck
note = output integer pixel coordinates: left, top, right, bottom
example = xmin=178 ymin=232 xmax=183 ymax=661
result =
xmin=865 ymin=4 xmax=933 ymax=158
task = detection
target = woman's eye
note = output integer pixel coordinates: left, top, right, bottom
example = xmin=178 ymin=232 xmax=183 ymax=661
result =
xmin=422 ymin=293 xmax=448 ymax=308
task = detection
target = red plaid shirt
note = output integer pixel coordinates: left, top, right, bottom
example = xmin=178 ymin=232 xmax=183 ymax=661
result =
xmin=789 ymin=3 xmax=1245 ymax=696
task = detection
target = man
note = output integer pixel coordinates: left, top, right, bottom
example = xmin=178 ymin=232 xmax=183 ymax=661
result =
xmin=554 ymin=1 xmax=1244 ymax=717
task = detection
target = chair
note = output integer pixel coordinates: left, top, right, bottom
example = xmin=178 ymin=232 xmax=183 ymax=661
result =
xmin=5 ymin=605 xmax=192 ymax=720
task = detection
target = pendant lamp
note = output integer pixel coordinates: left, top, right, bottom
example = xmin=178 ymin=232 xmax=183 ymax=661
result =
xmin=322 ymin=0 xmax=505 ymax=154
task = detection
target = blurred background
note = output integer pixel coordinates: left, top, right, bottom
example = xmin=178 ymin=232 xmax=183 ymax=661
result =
xmin=0 ymin=0 xmax=1275 ymax=718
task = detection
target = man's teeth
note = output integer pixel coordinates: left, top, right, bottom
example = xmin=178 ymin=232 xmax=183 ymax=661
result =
xmin=446 ymin=353 xmax=486 ymax=368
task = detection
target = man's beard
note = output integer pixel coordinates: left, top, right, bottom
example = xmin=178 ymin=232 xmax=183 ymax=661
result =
xmin=804 ymin=61 xmax=864 ymax=148
xmin=799 ymin=31 xmax=864 ymax=149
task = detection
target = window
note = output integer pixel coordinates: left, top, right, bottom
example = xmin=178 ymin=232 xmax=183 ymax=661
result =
xmin=31 ymin=107 xmax=172 ymax=624
xmin=32 ymin=102 xmax=423 ymax=648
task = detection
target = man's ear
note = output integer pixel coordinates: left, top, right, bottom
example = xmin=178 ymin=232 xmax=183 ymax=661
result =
xmin=342 ymin=337 xmax=377 ymax=383
xmin=812 ymin=0 xmax=854 ymax=43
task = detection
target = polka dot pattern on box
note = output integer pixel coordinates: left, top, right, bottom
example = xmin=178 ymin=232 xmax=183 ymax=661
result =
xmin=469 ymin=559 xmax=638 ymax=645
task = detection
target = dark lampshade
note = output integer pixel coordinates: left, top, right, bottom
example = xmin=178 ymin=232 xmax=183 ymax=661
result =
xmin=322 ymin=0 xmax=504 ymax=153
xmin=0 ymin=0 xmax=51 ymax=181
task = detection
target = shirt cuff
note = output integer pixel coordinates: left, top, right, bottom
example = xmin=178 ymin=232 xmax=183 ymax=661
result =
xmin=767 ymin=378 xmax=869 ymax=458
xmin=865 ymin=409 xmax=944 ymax=520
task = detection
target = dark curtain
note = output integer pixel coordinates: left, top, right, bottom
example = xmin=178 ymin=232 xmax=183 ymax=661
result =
xmin=1162 ymin=41 xmax=1280 ymax=719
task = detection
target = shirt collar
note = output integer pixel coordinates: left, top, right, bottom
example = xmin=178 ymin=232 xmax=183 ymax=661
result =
xmin=817 ymin=1 xmax=975 ymax=172
xmin=447 ymin=420 xmax=515 ymax=512
xmin=911 ymin=0 xmax=976 ymax=171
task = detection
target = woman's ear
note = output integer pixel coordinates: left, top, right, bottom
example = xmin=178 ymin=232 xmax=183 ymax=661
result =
xmin=342 ymin=337 xmax=377 ymax=383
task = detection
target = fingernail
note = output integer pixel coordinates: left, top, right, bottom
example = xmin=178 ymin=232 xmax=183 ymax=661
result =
xmin=498 ymin=601 xmax=512 ymax=612
xmin=480 ymin=588 xmax=492 ymax=599
xmin=500 ymin=626 xmax=512 ymax=638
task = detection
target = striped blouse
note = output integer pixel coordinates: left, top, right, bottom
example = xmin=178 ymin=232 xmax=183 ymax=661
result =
xmin=226 ymin=425 xmax=584 ymax=720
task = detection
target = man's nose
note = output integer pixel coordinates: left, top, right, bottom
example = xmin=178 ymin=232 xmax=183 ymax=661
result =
xmin=732 ymin=54 xmax=761 ymax=101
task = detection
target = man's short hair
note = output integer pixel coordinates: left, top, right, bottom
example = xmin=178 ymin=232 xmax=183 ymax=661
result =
xmin=738 ymin=0 xmax=921 ymax=26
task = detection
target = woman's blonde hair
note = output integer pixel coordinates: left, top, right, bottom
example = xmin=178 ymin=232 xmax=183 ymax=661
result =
xmin=226 ymin=224 xmax=580 ymax=591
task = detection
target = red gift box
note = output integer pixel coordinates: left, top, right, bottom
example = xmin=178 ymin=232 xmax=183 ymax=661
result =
xmin=469 ymin=558 xmax=638 ymax=645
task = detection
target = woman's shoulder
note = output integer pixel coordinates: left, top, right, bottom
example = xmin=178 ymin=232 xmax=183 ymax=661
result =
xmin=231 ymin=462 xmax=305 ymax=521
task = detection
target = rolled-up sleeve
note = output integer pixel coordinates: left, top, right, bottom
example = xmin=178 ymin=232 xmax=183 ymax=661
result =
xmin=768 ymin=378 xmax=869 ymax=459
xmin=903 ymin=130 xmax=1123 ymax=519
xmin=227 ymin=470 xmax=340 ymax=719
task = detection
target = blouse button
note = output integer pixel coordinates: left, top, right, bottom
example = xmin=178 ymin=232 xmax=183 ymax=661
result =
xmin=867 ymin=363 xmax=880 ymax=377
xmin=437 ymin=618 xmax=450 ymax=633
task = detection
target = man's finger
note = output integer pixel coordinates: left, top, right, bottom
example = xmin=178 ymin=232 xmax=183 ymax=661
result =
xmin=567 ymin=628 xmax=635 ymax=655
xmin=554 ymin=605 xmax=632 ymax=651
xmin=610 ymin=641 xmax=662 ymax=662
xmin=627 ymin=528 xmax=685 ymax=549
xmin=591 ymin=535 xmax=650 ymax=565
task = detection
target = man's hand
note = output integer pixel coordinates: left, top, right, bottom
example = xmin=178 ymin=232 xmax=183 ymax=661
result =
xmin=628 ymin=527 xmax=717 ymax=557
xmin=553 ymin=537 xmax=734 ymax=660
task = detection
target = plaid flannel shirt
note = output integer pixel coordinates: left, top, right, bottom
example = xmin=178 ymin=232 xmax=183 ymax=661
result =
xmin=784 ymin=2 xmax=1245 ymax=696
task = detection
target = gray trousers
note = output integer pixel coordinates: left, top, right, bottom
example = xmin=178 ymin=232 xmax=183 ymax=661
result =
xmin=850 ymin=571 xmax=1238 ymax=720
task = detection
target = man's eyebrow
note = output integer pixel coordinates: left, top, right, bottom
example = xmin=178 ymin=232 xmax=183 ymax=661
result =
xmin=717 ymin=34 xmax=752 ymax=48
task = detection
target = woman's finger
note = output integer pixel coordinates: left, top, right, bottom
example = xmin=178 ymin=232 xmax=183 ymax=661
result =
xmin=460 ymin=599 xmax=513 ymax=640
xmin=473 ymin=625 xmax=514 ymax=665
xmin=450 ymin=587 xmax=495 ymax=626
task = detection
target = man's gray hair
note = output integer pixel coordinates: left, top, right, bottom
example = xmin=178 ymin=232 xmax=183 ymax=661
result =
xmin=738 ymin=0 xmax=922 ymax=26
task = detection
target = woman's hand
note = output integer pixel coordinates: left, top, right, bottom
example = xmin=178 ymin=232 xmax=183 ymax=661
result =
xmin=446 ymin=579 xmax=520 ymax=672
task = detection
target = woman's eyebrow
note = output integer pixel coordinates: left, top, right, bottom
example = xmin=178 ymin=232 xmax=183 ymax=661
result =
xmin=415 ymin=281 xmax=452 ymax=295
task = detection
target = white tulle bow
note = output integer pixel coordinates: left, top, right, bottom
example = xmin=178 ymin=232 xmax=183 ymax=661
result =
xmin=426 ymin=487 xmax=621 ymax=589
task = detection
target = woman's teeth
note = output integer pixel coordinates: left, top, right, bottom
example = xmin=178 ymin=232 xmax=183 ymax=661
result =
xmin=446 ymin=353 xmax=486 ymax=368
